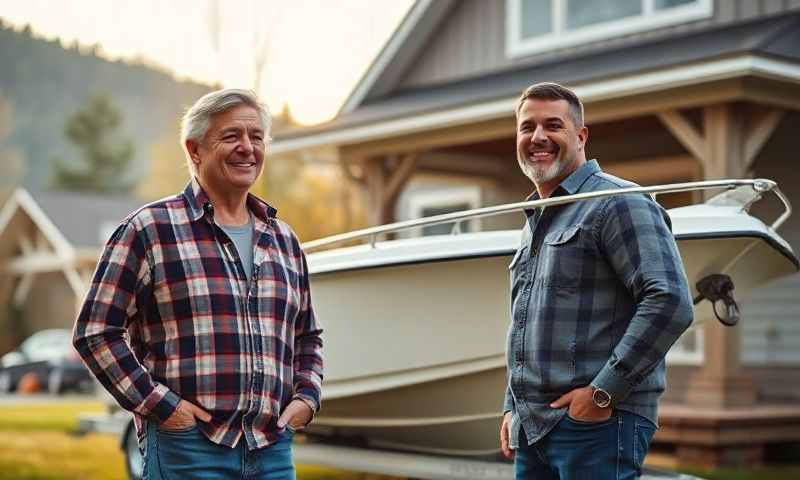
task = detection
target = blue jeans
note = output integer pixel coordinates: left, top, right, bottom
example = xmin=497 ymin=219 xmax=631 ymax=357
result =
xmin=514 ymin=410 xmax=656 ymax=480
xmin=142 ymin=422 xmax=295 ymax=480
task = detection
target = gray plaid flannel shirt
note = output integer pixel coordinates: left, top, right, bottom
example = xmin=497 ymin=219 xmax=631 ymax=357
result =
xmin=504 ymin=160 xmax=693 ymax=448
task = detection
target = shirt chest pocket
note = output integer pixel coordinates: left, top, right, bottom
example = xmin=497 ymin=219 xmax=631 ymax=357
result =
xmin=539 ymin=225 xmax=586 ymax=290
xmin=256 ymin=261 xmax=302 ymax=320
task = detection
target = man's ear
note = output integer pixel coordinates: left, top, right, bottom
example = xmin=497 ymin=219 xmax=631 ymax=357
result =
xmin=577 ymin=125 xmax=589 ymax=151
xmin=185 ymin=139 xmax=201 ymax=168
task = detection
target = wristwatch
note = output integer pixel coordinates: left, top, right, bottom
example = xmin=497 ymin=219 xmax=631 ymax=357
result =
xmin=591 ymin=387 xmax=612 ymax=409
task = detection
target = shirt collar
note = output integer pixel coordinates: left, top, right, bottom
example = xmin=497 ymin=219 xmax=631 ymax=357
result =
xmin=524 ymin=159 xmax=601 ymax=202
xmin=184 ymin=177 xmax=277 ymax=223
xmin=559 ymin=159 xmax=600 ymax=195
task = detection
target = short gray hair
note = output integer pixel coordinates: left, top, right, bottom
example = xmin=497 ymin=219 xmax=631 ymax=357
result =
xmin=180 ymin=88 xmax=272 ymax=175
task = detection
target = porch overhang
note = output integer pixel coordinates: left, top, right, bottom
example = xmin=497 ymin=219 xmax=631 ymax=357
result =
xmin=272 ymin=54 xmax=800 ymax=156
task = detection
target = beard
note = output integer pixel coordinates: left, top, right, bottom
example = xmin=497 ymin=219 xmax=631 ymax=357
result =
xmin=517 ymin=151 xmax=572 ymax=186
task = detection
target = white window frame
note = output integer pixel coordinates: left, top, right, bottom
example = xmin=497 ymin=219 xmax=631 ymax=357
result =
xmin=666 ymin=325 xmax=704 ymax=365
xmin=506 ymin=0 xmax=713 ymax=59
xmin=407 ymin=187 xmax=482 ymax=237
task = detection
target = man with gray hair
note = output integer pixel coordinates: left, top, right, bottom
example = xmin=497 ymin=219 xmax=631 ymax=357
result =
xmin=74 ymin=88 xmax=323 ymax=479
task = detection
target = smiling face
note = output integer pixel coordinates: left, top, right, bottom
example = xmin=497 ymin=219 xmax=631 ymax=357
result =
xmin=187 ymin=104 xmax=266 ymax=195
xmin=516 ymin=98 xmax=588 ymax=197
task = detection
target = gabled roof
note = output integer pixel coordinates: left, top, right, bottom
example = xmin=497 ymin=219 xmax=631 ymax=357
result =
xmin=273 ymin=11 xmax=800 ymax=154
xmin=33 ymin=190 xmax=142 ymax=248
xmin=340 ymin=0 xmax=457 ymax=114
xmin=0 ymin=188 xmax=142 ymax=250
xmin=0 ymin=188 xmax=74 ymax=258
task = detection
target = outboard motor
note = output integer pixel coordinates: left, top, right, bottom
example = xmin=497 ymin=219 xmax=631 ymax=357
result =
xmin=693 ymin=274 xmax=740 ymax=327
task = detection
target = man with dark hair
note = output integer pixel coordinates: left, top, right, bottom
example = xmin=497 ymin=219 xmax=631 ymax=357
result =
xmin=499 ymin=82 xmax=693 ymax=479
xmin=74 ymin=88 xmax=323 ymax=480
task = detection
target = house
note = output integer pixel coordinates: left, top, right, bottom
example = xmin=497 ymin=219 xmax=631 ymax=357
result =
xmin=272 ymin=0 xmax=800 ymax=467
xmin=0 ymin=188 xmax=142 ymax=353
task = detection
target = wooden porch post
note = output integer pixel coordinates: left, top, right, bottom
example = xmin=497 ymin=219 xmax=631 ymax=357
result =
xmin=658 ymin=103 xmax=785 ymax=408
xmin=349 ymin=153 xmax=420 ymax=227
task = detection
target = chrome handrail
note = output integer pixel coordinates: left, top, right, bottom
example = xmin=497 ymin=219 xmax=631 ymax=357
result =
xmin=302 ymin=178 xmax=790 ymax=252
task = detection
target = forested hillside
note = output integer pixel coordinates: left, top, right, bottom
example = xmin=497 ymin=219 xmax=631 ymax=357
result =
xmin=0 ymin=20 xmax=213 ymax=190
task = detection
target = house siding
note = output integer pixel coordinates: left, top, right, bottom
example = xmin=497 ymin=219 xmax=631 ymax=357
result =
xmin=399 ymin=0 xmax=800 ymax=90
xmin=742 ymin=113 xmax=800 ymax=371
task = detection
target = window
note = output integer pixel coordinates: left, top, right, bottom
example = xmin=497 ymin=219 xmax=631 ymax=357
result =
xmin=507 ymin=0 xmax=712 ymax=58
xmin=666 ymin=325 xmax=704 ymax=365
xmin=407 ymin=187 xmax=482 ymax=237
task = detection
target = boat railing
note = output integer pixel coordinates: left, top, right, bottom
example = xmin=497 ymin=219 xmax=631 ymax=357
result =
xmin=302 ymin=178 xmax=791 ymax=253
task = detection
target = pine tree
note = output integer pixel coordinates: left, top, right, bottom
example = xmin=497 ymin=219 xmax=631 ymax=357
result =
xmin=0 ymin=96 xmax=24 ymax=199
xmin=51 ymin=94 xmax=135 ymax=193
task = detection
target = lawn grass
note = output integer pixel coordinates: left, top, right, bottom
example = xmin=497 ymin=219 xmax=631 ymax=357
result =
xmin=0 ymin=400 xmax=393 ymax=480
xmin=0 ymin=401 xmax=106 ymax=433
xmin=0 ymin=430 xmax=126 ymax=480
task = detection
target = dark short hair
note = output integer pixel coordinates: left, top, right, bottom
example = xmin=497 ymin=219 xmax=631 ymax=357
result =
xmin=516 ymin=82 xmax=584 ymax=127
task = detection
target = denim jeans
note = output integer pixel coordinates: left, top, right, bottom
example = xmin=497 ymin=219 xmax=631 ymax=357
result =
xmin=514 ymin=410 xmax=656 ymax=480
xmin=142 ymin=422 xmax=295 ymax=480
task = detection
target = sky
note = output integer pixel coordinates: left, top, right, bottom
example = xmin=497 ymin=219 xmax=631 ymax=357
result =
xmin=0 ymin=0 xmax=414 ymax=125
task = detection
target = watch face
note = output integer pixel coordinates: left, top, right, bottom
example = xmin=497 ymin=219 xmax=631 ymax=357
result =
xmin=593 ymin=388 xmax=611 ymax=408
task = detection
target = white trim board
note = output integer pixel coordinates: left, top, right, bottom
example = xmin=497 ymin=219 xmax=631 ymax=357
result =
xmin=505 ymin=0 xmax=713 ymax=59
xmin=272 ymin=55 xmax=800 ymax=155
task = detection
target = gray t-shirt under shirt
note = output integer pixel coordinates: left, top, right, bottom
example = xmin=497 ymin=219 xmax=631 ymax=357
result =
xmin=219 ymin=216 xmax=255 ymax=282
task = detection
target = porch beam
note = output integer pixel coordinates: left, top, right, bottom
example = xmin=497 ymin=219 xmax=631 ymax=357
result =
xmin=12 ymin=272 xmax=34 ymax=307
xmin=340 ymin=118 xmax=512 ymax=161
xmin=416 ymin=153 xmax=511 ymax=181
xmin=657 ymin=111 xmax=708 ymax=162
xmin=704 ymin=104 xmax=742 ymax=178
xmin=744 ymin=108 xmax=784 ymax=172
xmin=603 ymin=155 xmax=700 ymax=186
xmin=364 ymin=160 xmax=388 ymax=226
xmin=658 ymin=103 xmax=780 ymax=181
xmin=4 ymin=253 xmax=71 ymax=274
xmin=383 ymin=152 xmax=419 ymax=207
xmin=65 ymin=267 xmax=89 ymax=299
xmin=341 ymin=160 xmax=366 ymax=185
xmin=740 ymin=76 xmax=800 ymax=112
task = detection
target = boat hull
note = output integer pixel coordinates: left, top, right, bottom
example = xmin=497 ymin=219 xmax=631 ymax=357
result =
xmin=306 ymin=218 xmax=797 ymax=455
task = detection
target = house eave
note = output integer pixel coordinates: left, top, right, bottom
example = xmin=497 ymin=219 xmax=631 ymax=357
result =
xmin=271 ymin=54 xmax=800 ymax=156
xmin=339 ymin=0 xmax=456 ymax=115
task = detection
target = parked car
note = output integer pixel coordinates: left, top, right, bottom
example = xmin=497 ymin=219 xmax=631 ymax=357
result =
xmin=0 ymin=328 xmax=94 ymax=394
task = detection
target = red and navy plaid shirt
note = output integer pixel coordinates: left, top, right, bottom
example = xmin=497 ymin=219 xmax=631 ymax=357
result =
xmin=74 ymin=179 xmax=323 ymax=449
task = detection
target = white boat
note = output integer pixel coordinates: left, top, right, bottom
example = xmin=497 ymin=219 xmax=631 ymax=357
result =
xmin=301 ymin=179 xmax=798 ymax=457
